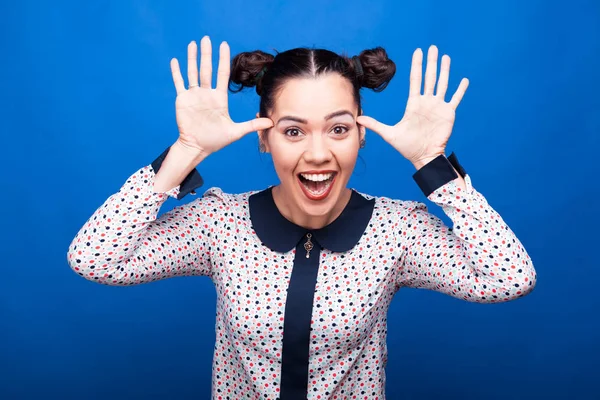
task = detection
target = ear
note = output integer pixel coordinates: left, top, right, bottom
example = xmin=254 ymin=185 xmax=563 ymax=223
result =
xmin=357 ymin=109 xmax=366 ymax=141
xmin=256 ymin=112 xmax=270 ymax=153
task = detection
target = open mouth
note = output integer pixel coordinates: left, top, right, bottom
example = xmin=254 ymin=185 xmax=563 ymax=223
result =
xmin=297 ymin=172 xmax=337 ymax=201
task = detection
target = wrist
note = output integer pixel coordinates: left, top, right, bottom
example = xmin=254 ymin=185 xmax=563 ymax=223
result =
xmin=173 ymin=139 xmax=209 ymax=164
xmin=153 ymin=140 xmax=206 ymax=193
xmin=411 ymin=154 xmax=444 ymax=170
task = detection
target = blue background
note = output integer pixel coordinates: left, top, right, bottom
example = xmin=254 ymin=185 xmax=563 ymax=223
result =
xmin=2 ymin=0 xmax=599 ymax=399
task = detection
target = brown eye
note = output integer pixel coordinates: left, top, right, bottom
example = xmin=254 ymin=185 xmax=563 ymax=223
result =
xmin=332 ymin=125 xmax=349 ymax=135
xmin=284 ymin=128 xmax=303 ymax=137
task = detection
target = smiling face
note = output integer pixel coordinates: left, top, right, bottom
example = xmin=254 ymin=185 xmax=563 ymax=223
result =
xmin=259 ymin=73 xmax=365 ymax=229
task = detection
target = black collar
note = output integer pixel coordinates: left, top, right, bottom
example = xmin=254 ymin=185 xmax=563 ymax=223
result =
xmin=248 ymin=187 xmax=375 ymax=253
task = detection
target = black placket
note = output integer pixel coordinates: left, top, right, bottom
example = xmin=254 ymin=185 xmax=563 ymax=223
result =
xmin=279 ymin=232 xmax=322 ymax=399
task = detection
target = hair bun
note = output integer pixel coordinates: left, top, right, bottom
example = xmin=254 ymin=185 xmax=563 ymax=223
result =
xmin=354 ymin=47 xmax=396 ymax=92
xmin=229 ymin=50 xmax=275 ymax=95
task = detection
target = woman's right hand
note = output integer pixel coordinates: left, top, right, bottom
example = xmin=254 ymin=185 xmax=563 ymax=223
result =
xmin=170 ymin=36 xmax=273 ymax=157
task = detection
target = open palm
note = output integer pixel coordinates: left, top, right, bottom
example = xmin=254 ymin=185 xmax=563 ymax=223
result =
xmin=170 ymin=37 xmax=273 ymax=156
xmin=357 ymin=45 xmax=469 ymax=166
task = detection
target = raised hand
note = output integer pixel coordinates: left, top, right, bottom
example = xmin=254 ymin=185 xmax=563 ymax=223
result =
xmin=357 ymin=45 xmax=469 ymax=168
xmin=170 ymin=36 xmax=273 ymax=156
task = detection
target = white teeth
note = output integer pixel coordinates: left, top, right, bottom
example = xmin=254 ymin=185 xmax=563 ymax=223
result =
xmin=300 ymin=173 xmax=334 ymax=182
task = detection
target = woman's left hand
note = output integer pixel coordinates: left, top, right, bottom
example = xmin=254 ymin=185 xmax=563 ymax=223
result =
xmin=357 ymin=45 xmax=469 ymax=169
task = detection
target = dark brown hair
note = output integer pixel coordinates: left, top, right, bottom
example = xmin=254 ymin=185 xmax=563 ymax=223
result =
xmin=228 ymin=47 xmax=396 ymax=117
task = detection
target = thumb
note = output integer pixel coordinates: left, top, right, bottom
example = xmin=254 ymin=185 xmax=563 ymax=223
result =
xmin=357 ymin=115 xmax=390 ymax=138
xmin=232 ymin=117 xmax=274 ymax=139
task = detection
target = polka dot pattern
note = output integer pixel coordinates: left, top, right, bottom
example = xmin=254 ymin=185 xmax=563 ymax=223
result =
xmin=67 ymin=162 xmax=536 ymax=399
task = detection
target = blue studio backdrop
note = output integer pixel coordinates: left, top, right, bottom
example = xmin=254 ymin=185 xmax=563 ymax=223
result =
xmin=1 ymin=0 xmax=599 ymax=399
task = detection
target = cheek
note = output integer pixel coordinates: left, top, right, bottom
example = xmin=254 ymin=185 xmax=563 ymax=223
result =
xmin=336 ymin=142 xmax=360 ymax=170
xmin=270 ymin=143 xmax=300 ymax=175
xmin=272 ymin=155 xmax=293 ymax=174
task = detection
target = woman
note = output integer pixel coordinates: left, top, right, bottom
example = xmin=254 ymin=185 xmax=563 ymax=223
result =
xmin=67 ymin=36 xmax=537 ymax=399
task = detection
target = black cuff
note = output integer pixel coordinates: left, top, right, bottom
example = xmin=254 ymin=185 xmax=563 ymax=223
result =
xmin=151 ymin=146 xmax=204 ymax=200
xmin=412 ymin=152 xmax=467 ymax=197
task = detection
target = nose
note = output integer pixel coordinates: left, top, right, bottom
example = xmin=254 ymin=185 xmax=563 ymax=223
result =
xmin=303 ymin=133 xmax=332 ymax=164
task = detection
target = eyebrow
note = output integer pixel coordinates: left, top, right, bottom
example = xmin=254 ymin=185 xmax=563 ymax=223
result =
xmin=276 ymin=110 xmax=354 ymax=126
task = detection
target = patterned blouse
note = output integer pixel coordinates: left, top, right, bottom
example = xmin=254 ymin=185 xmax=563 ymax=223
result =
xmin=67 ymin=146 xmax=537 ymax=400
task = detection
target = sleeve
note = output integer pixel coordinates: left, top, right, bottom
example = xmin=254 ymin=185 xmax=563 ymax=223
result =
xmin=66 ymin=147 xmax=219 ymax=285
xmin=395 ymin=153 xmax=537 ymax=303
xmin=151 ymin=145 xmax=204 ymax=200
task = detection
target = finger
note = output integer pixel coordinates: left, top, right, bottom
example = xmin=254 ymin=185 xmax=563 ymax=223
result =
xmin=199 ymin=36 xmax=213 ymax=89
xmin=216 ymin=41 xmax=230 ymax=92
xmin=170 ymin=58 xmax=185 ymax=95
xmin=187 ymin=41 xmax=199 ymax=87
xmin=408 ymin=48 xmax=423 ymax=98
xmin=436 ymin=55 xmax=450 ymax=99
xmin=356 ymin=115 xmax=391 ymax=138
xmin=423 ymin=45 xmax=438 ymax=95
xmin=449 ymin=78 xmax=470 ymax=109
xmin=232 ymin=118 xmax=274 ymax=139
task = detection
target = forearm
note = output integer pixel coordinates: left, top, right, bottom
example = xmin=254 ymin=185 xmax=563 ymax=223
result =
xmin=68 ymin=145 xmax=209 ymax=285
xmin=399 ymin=153 xmax=536 ymax=302
xmin=400 ymin=175 xmax=537 ymax=302
xmin=68 ymin=164 xmax=178 ymax=285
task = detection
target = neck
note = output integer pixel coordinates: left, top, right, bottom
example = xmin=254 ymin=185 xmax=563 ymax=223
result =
xmin=271 ymin=185 xmax=352 ymax=230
